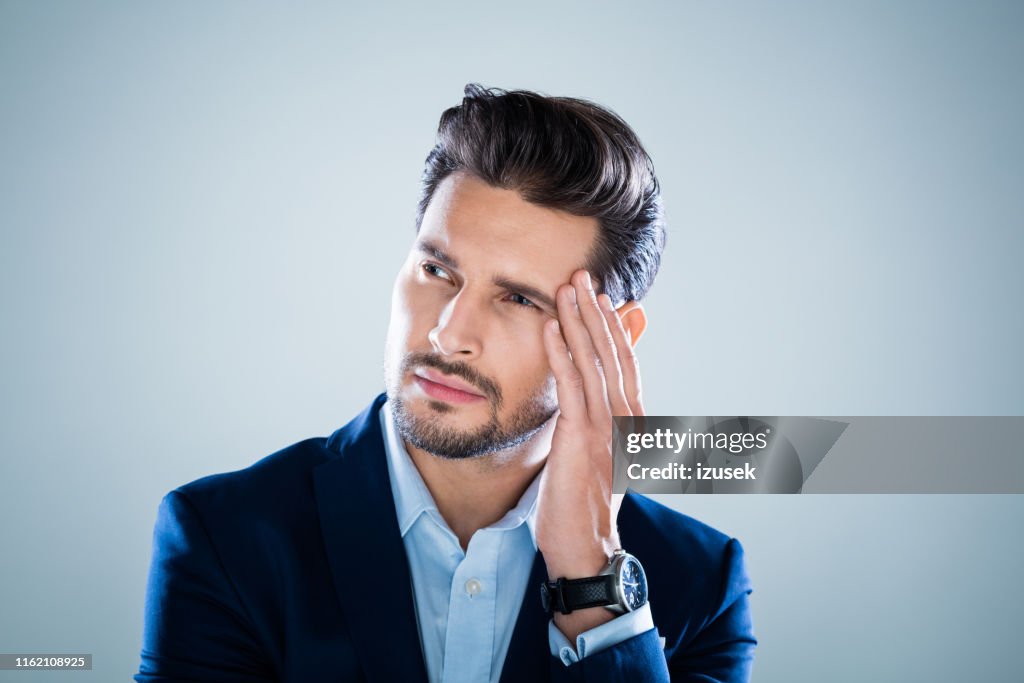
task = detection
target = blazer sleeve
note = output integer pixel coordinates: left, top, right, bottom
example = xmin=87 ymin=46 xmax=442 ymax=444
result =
xmin=135 ymin=491 xmax=276 ymax=683
xmin=547 ymin=537 xmax=756 ymax=683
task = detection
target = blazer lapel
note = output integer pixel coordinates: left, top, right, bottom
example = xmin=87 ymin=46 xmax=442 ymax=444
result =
xmin=313 ymin=394 xmax=429 ymax=683
xmin=499 ymin=550 xmax=552 ymax=683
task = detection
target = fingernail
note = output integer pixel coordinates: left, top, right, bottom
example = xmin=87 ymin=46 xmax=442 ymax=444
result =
xmin=600 ymin=294 xmax=614 ymax=311
xmin=567 ymin=286 xmax=577 ymax=305
xmin=582 ymin=271 xmax=593 ymax=291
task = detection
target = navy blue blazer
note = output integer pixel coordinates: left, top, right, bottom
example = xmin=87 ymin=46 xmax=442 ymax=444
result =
xmin=136 ymin=394 xmax=756 ymax=682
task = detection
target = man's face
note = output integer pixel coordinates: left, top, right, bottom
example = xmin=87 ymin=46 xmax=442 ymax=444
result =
xmin=384 ymin=171 xmax=598 ymax=459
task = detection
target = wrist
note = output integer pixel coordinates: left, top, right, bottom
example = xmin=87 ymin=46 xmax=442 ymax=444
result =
xmin=541 ymin=537 xmax=621 ymax=580
xmin=543 ymin=554 xmax=607 ymax=582
xmin=551 ymin=606 xmax=617 ymax=644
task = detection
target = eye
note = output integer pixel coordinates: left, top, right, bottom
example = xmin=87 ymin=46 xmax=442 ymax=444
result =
xmin=421 ymin=262 xmax=452 ymax=281
xmin=507 ymin=293 xmax=537 ymax=309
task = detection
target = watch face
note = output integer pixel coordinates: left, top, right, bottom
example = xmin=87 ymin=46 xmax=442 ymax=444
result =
xmin=619 ymin=556 xmax=648 ymax=610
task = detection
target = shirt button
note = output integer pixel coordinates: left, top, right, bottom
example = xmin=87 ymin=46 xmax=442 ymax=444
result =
xmin=465 ymin=578 xmax=483 ymax=596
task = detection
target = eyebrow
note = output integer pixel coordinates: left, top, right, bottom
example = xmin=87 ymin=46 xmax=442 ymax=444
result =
xmin=492 ymin=276 xmax=557 ymax=312
xmin=416 ymin=239 xmax=459 ymax=270
xmin=415 ymin=238 xmax=558 ymax=313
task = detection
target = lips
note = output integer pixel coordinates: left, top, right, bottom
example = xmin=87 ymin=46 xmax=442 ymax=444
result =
xmin=413 ymin=368 xmax=486 ymax=404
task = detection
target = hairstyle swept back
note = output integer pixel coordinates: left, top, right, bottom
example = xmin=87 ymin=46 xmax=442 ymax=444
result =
xmin=415 ymin=83 xmax=667 ymax=306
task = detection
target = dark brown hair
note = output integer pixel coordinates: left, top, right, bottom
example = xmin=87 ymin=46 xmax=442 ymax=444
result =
xmin=416 ymin=83 xmax=666 ymax=305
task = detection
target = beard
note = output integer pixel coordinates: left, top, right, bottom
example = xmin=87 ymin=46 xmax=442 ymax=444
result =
xmin=386 ymin=351 xmax=557 ymax=460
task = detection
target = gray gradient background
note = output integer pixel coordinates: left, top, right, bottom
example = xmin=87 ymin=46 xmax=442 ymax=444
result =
xmin=1 ymin=1 xmax=1022 ymax=681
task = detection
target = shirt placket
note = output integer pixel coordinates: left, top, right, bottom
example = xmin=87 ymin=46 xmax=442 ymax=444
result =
xmin=440 ymin=528 xmax=501 ymax=683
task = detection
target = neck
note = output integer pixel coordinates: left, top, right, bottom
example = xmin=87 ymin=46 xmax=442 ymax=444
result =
xmin=404 ymin=419 xmax=555 ymax=550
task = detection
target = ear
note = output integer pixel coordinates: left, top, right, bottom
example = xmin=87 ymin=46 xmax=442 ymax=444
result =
xmin=614 ymin=301 xmax=647 ymax=347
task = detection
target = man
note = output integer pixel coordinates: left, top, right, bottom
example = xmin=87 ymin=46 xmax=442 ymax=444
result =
xmin=135 ymin=84 xmax=756 ymax=683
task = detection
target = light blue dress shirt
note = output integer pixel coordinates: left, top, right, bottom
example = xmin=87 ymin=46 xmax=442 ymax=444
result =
xmin=379 ymin=401 xmax=654 ymax=683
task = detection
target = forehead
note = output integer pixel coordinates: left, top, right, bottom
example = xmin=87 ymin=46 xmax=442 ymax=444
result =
xmin=417 ymin=172 xmax=598 ymax=286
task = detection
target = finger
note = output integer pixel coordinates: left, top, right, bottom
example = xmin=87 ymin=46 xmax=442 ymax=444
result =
xmin=573 ymin=271 xmax=631 ymax=418
xmin=598 ymin=293 xmax=645 ymax=417
xmin=556 ymin=278 xmax=609 ymax=423
xmin=542 ymin=318 xmax=588 ymax=424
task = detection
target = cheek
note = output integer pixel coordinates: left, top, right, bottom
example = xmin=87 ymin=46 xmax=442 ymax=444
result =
xmin=492 ymin=319 xmax=555 ymax=388
xmin=386 ymin=280 xmax=412 ymax=344
xmin=490 ymin=315 xmax=546 ymax=354
xmin=391 ymin=272 xmax=441 ymax=341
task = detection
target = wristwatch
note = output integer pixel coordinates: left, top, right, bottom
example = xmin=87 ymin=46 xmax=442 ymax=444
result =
xmin=540 ymin=549 xmax=648 ymax=615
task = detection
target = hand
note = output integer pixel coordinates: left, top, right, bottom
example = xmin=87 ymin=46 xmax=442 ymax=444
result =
xmin=535 ymin=269 xmax=645 ymax=637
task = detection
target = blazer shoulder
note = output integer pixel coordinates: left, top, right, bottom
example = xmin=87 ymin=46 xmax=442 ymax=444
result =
xmin=169 ymin=436 xmax=333 ymax=522
xmin=155 ymin=436 xmax=337 ymax=540
xmin=621 ymin=492 xmax=737 ymax=568
xmin=161 ymin=392 xmax=388 ymax=529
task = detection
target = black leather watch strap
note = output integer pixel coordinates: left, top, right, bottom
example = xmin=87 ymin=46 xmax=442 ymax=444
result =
xmin=541 ymin=574 xmax=617 ymax=615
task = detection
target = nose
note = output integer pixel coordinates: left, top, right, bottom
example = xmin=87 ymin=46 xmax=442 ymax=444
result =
xmin=428 ymin=289 xmax=483 ymax=358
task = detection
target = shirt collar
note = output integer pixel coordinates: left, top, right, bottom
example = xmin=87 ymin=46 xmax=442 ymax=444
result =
xmin=380 ymin=400 xmax=541 ymax=545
